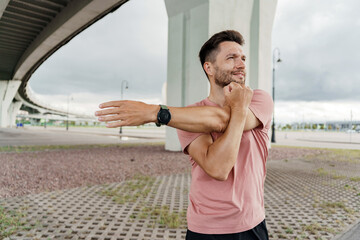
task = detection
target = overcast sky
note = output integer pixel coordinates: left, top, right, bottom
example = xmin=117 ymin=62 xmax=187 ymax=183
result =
xmin=273 ymin=0 xmax=360 ymax=102
xmin=30 ymin=0 xmax=360 ymax=123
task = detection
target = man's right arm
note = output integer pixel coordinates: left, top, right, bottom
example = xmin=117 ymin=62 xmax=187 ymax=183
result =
xmin=186 ymin=83 xmax=253 ymax=181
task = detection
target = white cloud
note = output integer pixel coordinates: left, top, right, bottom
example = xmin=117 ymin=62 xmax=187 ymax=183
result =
xmin=29 ymin=0 xmax=168 ymax=98
xmin=272 ymin=0 xmax=360 ymax=101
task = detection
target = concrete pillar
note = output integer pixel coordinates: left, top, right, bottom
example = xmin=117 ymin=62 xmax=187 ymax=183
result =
xmin=0 ymin=0 xmax=10 ymax=19
xmin=164 ymin=0 xmax=278 ymax=151
xmin=0 ymin=80 xmax=22 ymax=127
xmin=164 ymin=0 xmax=210 ymax=151
xmin=9 ymin=101 xmax=23 ymax=128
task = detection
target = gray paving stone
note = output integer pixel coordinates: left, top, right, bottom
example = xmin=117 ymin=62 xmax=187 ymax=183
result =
xmin=1 ymin=158 xmax=359 ymax=240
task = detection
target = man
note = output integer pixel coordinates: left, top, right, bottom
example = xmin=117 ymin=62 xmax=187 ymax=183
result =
xmin=95 ymin=30 xmax=273 ymax=239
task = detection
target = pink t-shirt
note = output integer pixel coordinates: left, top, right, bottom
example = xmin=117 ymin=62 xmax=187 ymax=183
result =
xmin=176 ymin=89 xmax=273 ymax=234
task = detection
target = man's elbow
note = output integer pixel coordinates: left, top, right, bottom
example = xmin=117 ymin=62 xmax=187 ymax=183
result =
xmin=213 ymin=109 xmax=229 ymax=133
xmin=212 ymin=121 xmax=227 ymax=133
xmin=206 ymin=168 xmax=230 ymax=181
xmin=212 ymin=173 xmax=229 ymax=181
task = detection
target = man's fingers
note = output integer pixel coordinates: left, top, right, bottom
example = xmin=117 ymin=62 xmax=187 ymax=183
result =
xmin=105 ymin=121 xmax=128 ymax=128
xmin=223 ymin=85 xmax=231 ymax=94
xmin=98 ymin=114 xmax=123 ymax=122
xmin=226 ymin=82 xmax=243 ymax=92
xmin=95 ymin=108 xmax=121 ymax=116
xmin=99 ymin=100 xmax=127 ymax=109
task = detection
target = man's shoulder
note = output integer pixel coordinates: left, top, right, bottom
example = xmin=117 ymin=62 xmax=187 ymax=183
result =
xmin=252 ymin=89 xmax=273 ymax=107
xmin=186 ymin=98 xmax=209 ymax=107
xmin=253 ymin=89 xmax=272 ymax=99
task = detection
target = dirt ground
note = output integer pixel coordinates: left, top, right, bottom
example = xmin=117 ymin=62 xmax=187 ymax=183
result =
xmin=1 ymin=144 xmax=326 ymax=199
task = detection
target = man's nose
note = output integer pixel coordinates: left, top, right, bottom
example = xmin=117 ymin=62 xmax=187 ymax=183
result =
xmin=235 ymin=59 xmax=245 ymax=69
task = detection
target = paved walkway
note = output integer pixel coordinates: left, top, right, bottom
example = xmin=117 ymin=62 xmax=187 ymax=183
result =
xmin=1 ymin=153 xmax=359 ymax=240
xmin=273 ymin=131 xmax=360 ymax=150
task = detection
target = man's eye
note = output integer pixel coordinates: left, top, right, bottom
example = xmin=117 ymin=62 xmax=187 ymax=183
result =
xmin=227 ymin=57 xmax=234 ymax=60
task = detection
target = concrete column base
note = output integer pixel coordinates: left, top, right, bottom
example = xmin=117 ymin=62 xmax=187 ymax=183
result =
xmin=0 ymin=80 xmax=22 ymax=128
xmin=9 ymin=101 xmax=23 ymax=128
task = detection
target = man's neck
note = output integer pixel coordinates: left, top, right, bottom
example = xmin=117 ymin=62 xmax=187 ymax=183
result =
xmin=208 ymin=85 xmax=226 ymax=107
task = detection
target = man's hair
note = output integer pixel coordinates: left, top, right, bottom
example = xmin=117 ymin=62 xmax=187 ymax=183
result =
xmin=199 ymin=30 xmax=245 ymax=77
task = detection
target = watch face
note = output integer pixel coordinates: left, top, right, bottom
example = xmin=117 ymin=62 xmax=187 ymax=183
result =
xmin=159 ymin=110 xmax=170 ymax=122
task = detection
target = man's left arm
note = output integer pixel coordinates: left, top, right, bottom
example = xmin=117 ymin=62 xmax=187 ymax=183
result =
xmin=95 ymin=100 xmax=261 ymax=133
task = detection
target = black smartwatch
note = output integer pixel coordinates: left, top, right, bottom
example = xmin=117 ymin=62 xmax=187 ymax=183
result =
xmin=156 ymin=105 xmax=171 ymax=127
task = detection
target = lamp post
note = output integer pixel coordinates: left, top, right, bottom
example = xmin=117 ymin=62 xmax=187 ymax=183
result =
xmin=120 ymin=80 xmax=129 ymax=134
xmin=271 ymin=47 xmax=282 ymax=143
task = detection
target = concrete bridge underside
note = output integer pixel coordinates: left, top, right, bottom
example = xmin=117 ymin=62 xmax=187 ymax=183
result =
xmin=0 ymin=0 xmax=277 ymax=151
xmin=0 ymin=0 xmax=129 ymax=126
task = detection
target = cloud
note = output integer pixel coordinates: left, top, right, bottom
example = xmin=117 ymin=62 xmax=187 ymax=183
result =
xmin=30 ymin=0 xmax=168 ymax=99
xmin=27 ymin=0 xmax=360 ymax=123
xmin=272 ymin=0 xmax=360 ymax=101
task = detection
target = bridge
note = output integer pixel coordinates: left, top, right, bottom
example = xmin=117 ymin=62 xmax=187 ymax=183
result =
xmin=0 ymin=0 xmax=278 ymax=150
xmin=0 ymin=0 xmax=129 ymax=127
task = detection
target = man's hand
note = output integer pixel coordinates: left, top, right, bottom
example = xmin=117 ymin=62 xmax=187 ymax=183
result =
xmin=224 ymin=82 xmax=253 ymax=112
xmin=95 ymin=100 xmax=158 ymax=127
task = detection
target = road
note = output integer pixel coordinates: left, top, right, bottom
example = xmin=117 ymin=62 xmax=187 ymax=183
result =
xmin=1 ymin=126 xmax=360 ymax=150
xmin=0 ymin=126 xmax=165 ymax=146
xmin=273 ymin=130 xmax=360 ymax=150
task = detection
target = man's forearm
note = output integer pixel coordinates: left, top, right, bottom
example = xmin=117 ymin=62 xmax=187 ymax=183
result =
xmin=201 ymin=109 xmax=247 ymax=180
xmin=187 ymin=107 xmax=248 ymax=181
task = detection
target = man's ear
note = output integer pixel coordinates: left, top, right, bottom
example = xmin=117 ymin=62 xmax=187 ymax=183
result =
xmin=203 ymin=62 xmax=214 ymax=76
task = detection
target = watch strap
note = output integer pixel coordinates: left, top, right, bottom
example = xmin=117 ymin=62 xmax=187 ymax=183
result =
xmin=160 ymin=105 xmax=168 ymax=110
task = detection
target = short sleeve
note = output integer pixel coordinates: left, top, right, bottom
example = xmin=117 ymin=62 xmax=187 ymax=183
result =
xmin=175 ymin=100 xmax=210 ymax=154
xmin=248 ymin=89 xmax=274 ymax=133
xmin=176 ymin=129 xmax=204 ymax=154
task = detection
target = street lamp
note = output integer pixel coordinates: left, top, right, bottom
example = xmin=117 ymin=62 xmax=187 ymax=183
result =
xmin=120 ymin=80 xmax=129 ymax=134
xmin=66 ymin=95 xmax=73 ymax=131
xmin=271 ymin=47 xmax=282 ymax=143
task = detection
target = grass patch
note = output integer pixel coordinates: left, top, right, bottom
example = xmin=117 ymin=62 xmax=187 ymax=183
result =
xmin=350 ymin=177 xmax=360 ymax=182
xmin=344 ymin=184 xmax=357 ymax=191
xmin=302 ymin=222 xmax=336 ymax=235
xmin=138 ymin=205 xmax=186 ymax=228
xmin=0 ymin=142 xmax=164 ymax=153
xmin=99 ymin=174 xmax=156 ymax=204
xmin=331 ymin=174 xmax=347 ymax=180
xmin=99 ymin=175 xmax=186 ymax=228
xmin=285 ymin=227 xmax=293 ymax=234
xmin=314 ymin=201 xmax=354 ymax=215
xmin=315 ymin=168 xmax=347 ymax=180
xmin=309 ymin=148 xmax=360 ymax=164
xmin=316 ymin=168 xmax=329 ymax=176
xmin=0 ymin=206 xmax=29 ymax=239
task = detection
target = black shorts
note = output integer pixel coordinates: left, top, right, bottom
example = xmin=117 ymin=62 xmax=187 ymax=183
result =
xmin=186 ymin=219 xmax=269 ymax=240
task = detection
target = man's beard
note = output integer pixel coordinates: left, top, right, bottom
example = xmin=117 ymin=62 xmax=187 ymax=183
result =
xmin=214 ymin=66 xmax=245 ymax=88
